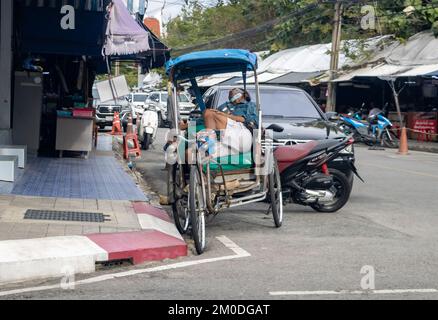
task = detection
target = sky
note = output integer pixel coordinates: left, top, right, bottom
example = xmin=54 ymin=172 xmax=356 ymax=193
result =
xmin=121 ymin=0 xmax=219 ymax=27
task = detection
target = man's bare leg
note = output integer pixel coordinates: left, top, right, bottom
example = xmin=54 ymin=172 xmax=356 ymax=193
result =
xmin=204 ymin=109 xmax=228 ymax=130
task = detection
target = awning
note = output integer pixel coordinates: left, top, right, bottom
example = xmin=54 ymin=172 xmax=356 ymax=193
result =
xmin=396 ymin=64 xmax=438 ymax=77
xmin=242 ymin=72 xmax=286 ymax=84
xmin=333 ymin=63 xmax=438 ymax=82
xmin=267 ymin=71 xmax=323 ymax=84
xmin=103 ymin=0 xmax=150 ymax=56
xmin=197 ymin=75 xmax=236 ymax=88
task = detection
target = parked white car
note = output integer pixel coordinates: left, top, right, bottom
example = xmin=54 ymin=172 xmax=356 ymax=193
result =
xmin=146 ymin=91 xmax=195 ymax=127
xmin=126 ymin=92 xmax=150 ymax=115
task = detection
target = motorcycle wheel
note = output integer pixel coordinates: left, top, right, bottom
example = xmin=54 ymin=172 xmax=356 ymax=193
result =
xmin=170 ymin=165 xmax=190 ymax=235
xmin=142 ymin=133 xmax=152 ymax=150
xmin=310 ymin=169 xmax=352 ymax=213
xmin=382 ymin=130 xmax=399 ymax=149
xmin=269 ymin=160 xmax=283 ymax=228
xmin=158 ymin=112 xmax=165 ymax=128
xmin=189 ymin=165 xmax=206 ymax=255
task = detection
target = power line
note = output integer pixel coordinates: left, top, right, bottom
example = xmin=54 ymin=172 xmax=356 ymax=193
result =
xmin=172 ymin=1 xmax=322 ymax=53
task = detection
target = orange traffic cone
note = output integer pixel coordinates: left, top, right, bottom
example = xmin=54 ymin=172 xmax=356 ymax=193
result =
xmin=111 ymin=112 xmax=123 ymax=136
xmin=126 ymin=114 xmax=134 ymax=135
xmin=398 ymin=127 xmax=409 ymax=155
xmin=123 ymin=114 xmax=141 ymax=159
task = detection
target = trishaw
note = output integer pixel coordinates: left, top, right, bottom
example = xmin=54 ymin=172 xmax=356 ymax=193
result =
xmin=165 ymin=49 xmax=283 ymax=255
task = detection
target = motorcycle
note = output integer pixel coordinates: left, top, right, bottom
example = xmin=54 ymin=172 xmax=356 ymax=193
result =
xmin=137 ymin=104 xmax=158 ymax=151
xmin=339 ymin=104 xmax=398 ymax=148
xmin=274 ymin=136 xmax=362 ymax=213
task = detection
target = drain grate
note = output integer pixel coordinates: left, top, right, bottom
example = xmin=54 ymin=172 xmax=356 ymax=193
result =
xmin=24 ymin=210 xmax=110 ymax=223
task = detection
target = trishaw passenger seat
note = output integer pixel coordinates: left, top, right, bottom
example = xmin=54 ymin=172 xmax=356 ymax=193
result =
xmin=193 ymin=118 xmax=255 ymax=172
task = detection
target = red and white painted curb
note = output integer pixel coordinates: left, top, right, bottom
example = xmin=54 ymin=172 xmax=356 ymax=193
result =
xmin=0 ymin=203 xmax=187 ymax=285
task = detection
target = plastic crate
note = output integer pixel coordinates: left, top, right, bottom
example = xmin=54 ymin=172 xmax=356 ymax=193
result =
xmin=73 ymin=108 xmax=94 ymax=118
xmin=57 ymin=110 xmax=72 ymax=117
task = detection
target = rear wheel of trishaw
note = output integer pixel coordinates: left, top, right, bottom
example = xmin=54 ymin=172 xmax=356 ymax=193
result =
xmin=269 ymin=160 xmax=283 ymax=228
xmin=189 ymin=165 xmax=206 ymax=255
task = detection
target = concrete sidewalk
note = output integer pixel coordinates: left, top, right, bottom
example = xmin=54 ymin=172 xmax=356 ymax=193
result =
xmin=0 ymin=194 xmax=187 ymax=284
xmin=0 ymin=134 xmax=187 ymax=285
xmin=408 ymin=140 xmax=438 ymax=154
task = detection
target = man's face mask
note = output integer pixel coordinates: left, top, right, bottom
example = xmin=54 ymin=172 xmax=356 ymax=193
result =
xmin=230 ymin=92 xmax=243 ymax=103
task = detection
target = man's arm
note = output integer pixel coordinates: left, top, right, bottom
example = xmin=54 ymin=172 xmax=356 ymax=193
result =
xmin=227 ymin=114 xmax=245 ymax=123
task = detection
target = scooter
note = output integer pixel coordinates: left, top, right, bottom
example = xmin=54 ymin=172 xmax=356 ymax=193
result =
xmin=339 ymin=104 xmax=398 ymax=148
xmin=367 ymin=105 xmax=399 ymax=148
xmin=339 ymin=108 xmax=377 ymax=146
xmin=274 ymin=136 xmax=362 ymax=213
xmin=138 ymin=104 xmax=158 ymax=151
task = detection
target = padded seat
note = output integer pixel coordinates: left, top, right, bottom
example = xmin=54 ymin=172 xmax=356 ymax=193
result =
xmin=206 ymin=152 xmax=253 ymax=172
xmin=194 ymin=118 xmax=254 ymax=171
xmin=310 ymin=139 xmax=341 ymax=154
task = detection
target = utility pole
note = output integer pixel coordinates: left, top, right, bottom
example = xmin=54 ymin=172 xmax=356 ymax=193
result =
xmin=326 ymin=0 xmax=343 ymax=112
xmin=115 ymin=61 xmax=120 ymax=77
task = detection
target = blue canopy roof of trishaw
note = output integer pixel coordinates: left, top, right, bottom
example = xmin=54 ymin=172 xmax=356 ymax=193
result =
xmin=166 ymin=49 xmax=258 ymax=81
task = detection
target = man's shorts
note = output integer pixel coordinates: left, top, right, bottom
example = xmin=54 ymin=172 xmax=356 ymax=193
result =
xmin=213 ymin=118 xmax=253 ymax=158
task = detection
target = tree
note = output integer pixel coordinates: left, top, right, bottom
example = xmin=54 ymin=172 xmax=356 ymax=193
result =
xmin=164 ymin=0 xmax=438 ymax=56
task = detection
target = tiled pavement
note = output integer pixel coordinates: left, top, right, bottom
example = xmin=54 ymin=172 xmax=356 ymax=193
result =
xmin=0 ymin=194 xmax=143 ymax=241
xmin=10 ymin=156 xmax=148 ymax=201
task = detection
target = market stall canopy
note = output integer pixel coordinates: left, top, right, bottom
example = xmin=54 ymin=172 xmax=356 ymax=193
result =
xmin=196 ymin=73 xmax=242 ymax=87
xmin=331 ymin=31 xmax=438 ymax=82
xmin=110 ymin=23 xmax=171 ymax=73
xmin=103 ymin=0 xmax=150 ymax=56
xmin=242 ymin=36 xmax=389 ymax=84
xmin=267 ymin=71 xmax=323 ymax=84
xmin=386 ymin=31 xmax=438 ymax=66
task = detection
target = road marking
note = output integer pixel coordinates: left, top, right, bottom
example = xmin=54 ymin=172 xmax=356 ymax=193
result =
xmin=0 ymin=236 xmax=250 ymax=298
xmin=270 ymin=289 xmax=438 ymax=296
xmin=367 ymin=163 xmax=438 ymax=179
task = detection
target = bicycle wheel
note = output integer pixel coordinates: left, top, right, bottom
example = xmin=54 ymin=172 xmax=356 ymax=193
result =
xmin=189 ymin=165 xmax=206 ymax=255
xmin=269 ymin=160 xmax=283 ymax=228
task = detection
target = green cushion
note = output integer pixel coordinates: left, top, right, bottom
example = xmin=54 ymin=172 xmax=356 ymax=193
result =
xmin=205 ymin=152 xmax=253 ymax=172
xmin=192 ymin=118 xmax=254 ymax=171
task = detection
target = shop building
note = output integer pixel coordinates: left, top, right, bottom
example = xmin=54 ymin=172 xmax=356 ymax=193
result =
xmin=0 ymin=0 xmax=169 ymax=186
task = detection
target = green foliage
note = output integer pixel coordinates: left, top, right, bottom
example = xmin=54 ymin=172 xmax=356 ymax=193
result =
xmin=165 ymin=0 xmax=276 ymax=54
xmin=164 ymin=0 xmax=438 ymax=56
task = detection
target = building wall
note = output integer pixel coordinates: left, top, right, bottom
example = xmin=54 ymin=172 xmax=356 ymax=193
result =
xmin=0 ymin=0 xmax=13 ymax=144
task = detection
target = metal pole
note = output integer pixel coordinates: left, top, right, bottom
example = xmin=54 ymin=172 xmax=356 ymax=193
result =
xmin=0 ymin=0 xmax=13 ymax=136
xmin=326 ymin=0 xmax=343 ymax=112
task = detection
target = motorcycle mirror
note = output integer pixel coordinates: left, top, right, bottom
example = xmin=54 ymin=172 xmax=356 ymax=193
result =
xmin=325 ymin=112 xmax=338 ymax=121
xmin=266 ymin=124 xmax=284 ymax=133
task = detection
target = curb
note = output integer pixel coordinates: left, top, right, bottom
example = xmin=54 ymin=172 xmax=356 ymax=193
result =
xmin=0 ymin=203 xmax=187 ymax=285
xmin=408 ymin=145 xmax=438 ymax=154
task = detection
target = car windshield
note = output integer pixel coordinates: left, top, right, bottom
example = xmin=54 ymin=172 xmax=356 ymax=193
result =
xmin=217 ymin=89 xmax=322 ymax=119
xmin=178 ymin=94 xmax=190 ymax=103
xmin=161 ymin=93 xmax=168 ymax=102
xmin=133 ymin=94 xmax=148 ymax=102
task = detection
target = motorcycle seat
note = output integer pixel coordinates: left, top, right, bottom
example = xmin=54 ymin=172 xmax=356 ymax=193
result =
xmin=310 ymin=139 xmax=341 ymax=154
xmin=274 ymin=141 xmax=319 ymax=164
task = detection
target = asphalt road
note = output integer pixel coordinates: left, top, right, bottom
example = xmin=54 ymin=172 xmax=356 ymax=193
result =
xmin=2 ymin=128 xmax=438 ymax=300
